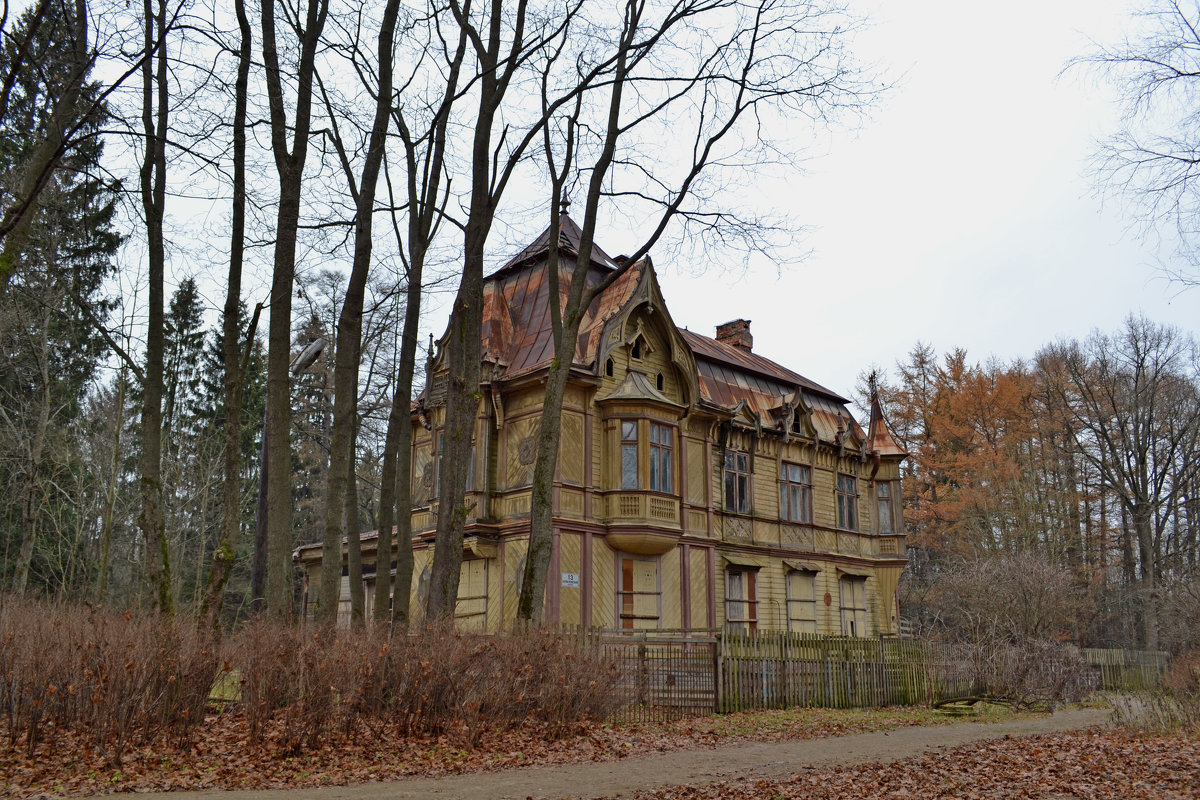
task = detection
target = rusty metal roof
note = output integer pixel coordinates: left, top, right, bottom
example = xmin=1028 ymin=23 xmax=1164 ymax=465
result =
xmin=681 ymin=329 xmax=847 ymax=404
xmin=491 ymin=214 xmax=618 ymax=278
xmin=466 ymin=216 xmax=868 ymax=445
xmin=867 ymin=393 xmax=907 ymax=457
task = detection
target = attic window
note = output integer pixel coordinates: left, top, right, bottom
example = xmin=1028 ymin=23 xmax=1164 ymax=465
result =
xmin=791 ymin=409 xmax=803 ymax=434
xmin=656 ymin=373 xmax=664 ymax=391
xmin=631 ymin=337 xmax=643 ymax=360
xmin=605 ymin=358 xmax=614 ymax=377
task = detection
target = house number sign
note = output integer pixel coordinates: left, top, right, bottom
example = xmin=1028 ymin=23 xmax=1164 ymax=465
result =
xmin=561 ymin=572 xmax=580 ymax=588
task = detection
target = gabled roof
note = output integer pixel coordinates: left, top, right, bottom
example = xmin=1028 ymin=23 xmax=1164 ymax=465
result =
xmin=436 ymin=215 xmax=880 ymax=449
xmin=490 ymin=214 xmax=618 ymax=278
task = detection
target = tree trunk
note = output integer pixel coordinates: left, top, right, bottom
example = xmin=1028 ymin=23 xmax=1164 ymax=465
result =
xmin=316 ymin=0 xmax=401 ymax=626
xmin=346 ymin=414 xmax=364 ymax=628
xmin=200 ymin=0 xmax=252 ymax=628
xmin=260 ymin=0 xmax=328 ymax=619
xmin=1133 ymin=504 xmax=1159 ymax=652
xmin=137 ymin=0 xmax=172 ymax=615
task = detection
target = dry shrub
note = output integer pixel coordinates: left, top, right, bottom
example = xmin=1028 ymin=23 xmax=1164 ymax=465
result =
xmin=1114 ymin=650 xmax=1200 ymax=732
xmin=229 ymin=621 xmax=621 ymax=749
xmin=0 ymin=597 xmax=219 ymax=763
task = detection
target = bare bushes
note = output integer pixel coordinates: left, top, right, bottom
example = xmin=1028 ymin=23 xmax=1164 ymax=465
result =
xmin=231 ymin=620 xmax=621 ymax=749
xmin=1111 ymin=651 xmax=1200 ymax=731
xmin=924 ymin=553 xmax=1097 ymax=707
xmin=0 ymin=600 xmax=623 ymax=759
xmin=0 ymin=597 xmax=218 ymax=763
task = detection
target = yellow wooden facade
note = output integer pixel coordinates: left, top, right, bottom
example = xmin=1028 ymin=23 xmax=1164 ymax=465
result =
xmin=296 ymin=220 xmax=908 ymax=634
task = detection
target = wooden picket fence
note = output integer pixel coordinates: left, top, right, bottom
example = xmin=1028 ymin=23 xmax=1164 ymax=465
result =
xmin=717 ymin=629 xmax=973 ymax=712
xmin=1082 ymin=647 xmax=1167 ymax=691
xmin=589 ymin=628 xmax=1168 ymax=722
xmin=595 ymin=629 xmax=719 ymax=723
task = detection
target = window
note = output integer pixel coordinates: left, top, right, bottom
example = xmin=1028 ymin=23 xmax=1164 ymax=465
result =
xmin=876 ymin=481 xmax=894 ymax=534
xmin=631 ymin=337 xmax=643 ymax=359
xmin=656 ymin=372 xmax=664 ymax=391
xmin=455 ymin=559 xmax=488 ymax=631
xmin=725 ymin=569 xmax=758 ymax=632
xmin=836 ymin=473 xmax=858 ymax=530
xmin=621 ymin=421 xmax=638 ymax=489
xmin=649 ymin=422 xmax=673 ymax=493
xmin=605 ymin=358 xmax=614 ymax=377
xmin=786 ymin=570 xmax=818 ymax=633
xmin=724 ymin=451 xmax=750 ymax=513
xmin=839 ymin=575 xmax=868 ymax=636
xmin=618 ymin=556 xmax=660 ymax=629
xmin=779 ymin=463 xmax=812 ymax=523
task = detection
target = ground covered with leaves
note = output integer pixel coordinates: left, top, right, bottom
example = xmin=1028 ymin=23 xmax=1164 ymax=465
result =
xmin=610 ymin=729 xmax=1200 ymax=800
xmin=0 ymin=706 xmax=1002 ymax=796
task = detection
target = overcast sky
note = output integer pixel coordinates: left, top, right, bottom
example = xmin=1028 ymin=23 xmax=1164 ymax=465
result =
xmin=595 ymin=0 xmax=1200 ymax=401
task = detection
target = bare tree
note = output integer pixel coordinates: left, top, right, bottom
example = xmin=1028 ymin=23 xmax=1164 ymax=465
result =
xmin=313 ymin=0 xmax=404 ymax=628
xmin=424 ymin=0 xmax=581 ymax=619
xmin=200 ymin=0 xmax=255 ymax=627
xmin=1038 ymin=317 xmax=1200 ymax=651
xmin=261 ymin=0 xmax=330 ymax=619
xmin=136 ymin=0 xmax=174 ymax=614
xmin=519 ymin=0 xmax=870 ymax=622
xmin=1079 ymin=1 xmax=1200 ymax=283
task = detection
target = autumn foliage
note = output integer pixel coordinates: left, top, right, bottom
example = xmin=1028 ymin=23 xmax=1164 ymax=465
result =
xmin=875 ymin=318 xmax=1200 ymax=653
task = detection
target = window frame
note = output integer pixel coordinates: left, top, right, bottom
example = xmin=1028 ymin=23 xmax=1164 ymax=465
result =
xmin=649 ymin=421 xmax=674 ymax=493
xmin=723 ymin=450 xmax=751 ymax=514
xmin=876 ymin=480 xmax=894 ymax=534
xmin=724 ymin=567 xmax=758 ymax=632
xmin=779 ymin=462 xmax=813 ymax=524
xmin=620 ymin=420 xmax=639 ymax=490
xmin=836 ymin=473 xmax=858 ymax=531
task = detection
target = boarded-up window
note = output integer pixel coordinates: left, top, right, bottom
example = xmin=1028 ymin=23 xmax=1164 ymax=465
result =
xmin=786 ymin=570 xmax=817 ymax=633
xmin=725 ymin=569 xmax=758 ymax=632
xmin=780 ymin=463 xmax=812 ymax=523
xmin=618 ymin=556 xmax=660 ymax=629
xmin=839 ymin=576 xmax=868 ymax=637
xmin=455 ymin=559 xmax=488 ymax=631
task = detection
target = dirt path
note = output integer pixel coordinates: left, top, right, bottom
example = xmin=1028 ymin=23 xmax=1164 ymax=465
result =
xmin=128 ymin=708 xmax=1109 ymax=800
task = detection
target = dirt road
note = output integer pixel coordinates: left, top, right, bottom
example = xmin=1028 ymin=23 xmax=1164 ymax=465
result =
xmin=126 ymin=707 xmax=1109 ymax=800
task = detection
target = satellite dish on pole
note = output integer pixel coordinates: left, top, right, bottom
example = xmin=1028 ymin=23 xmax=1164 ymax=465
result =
xmin=291 ymin=337 xmax=326 ymax=375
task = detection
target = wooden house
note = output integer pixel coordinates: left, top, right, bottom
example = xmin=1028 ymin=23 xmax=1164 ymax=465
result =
xmin=295 ymin=216 xmax=908 ymax=634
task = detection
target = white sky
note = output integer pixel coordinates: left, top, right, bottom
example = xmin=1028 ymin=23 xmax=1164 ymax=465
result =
xmin=567 ymin=0 xmax=1200 ymax=400
xmin=154 ymin=0 xmax=1195 ymax=405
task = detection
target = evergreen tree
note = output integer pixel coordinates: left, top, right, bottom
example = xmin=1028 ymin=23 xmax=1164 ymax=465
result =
xmin=0 ymin=0 xmax=119 ymax=595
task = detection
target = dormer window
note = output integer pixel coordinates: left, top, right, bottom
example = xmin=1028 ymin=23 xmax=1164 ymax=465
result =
xmin=631 ymin=337 xmax=644 ymax=360
xmin=791 ymin=409 xmax=804 ymax=435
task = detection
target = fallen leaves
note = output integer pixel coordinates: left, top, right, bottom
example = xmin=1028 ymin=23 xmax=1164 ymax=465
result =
xmin=0 ymin=706 xmax=968 ymax=797
xmin=604 ymin=729 xmax=1200 ymax=800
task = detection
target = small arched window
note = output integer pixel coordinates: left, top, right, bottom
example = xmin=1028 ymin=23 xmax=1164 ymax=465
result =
xmin=656 ymin=373 xmax=664 ymax=391
xmin=605 ymin=358 xmax=614 ymax=377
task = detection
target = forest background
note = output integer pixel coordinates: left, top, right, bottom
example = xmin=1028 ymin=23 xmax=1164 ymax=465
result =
xmin=1 ymin=0 xmax=1198 ymax=657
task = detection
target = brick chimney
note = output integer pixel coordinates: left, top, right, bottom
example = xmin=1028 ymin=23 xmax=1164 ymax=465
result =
xmin=716 ymin=319 xmax=752 ymax=350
